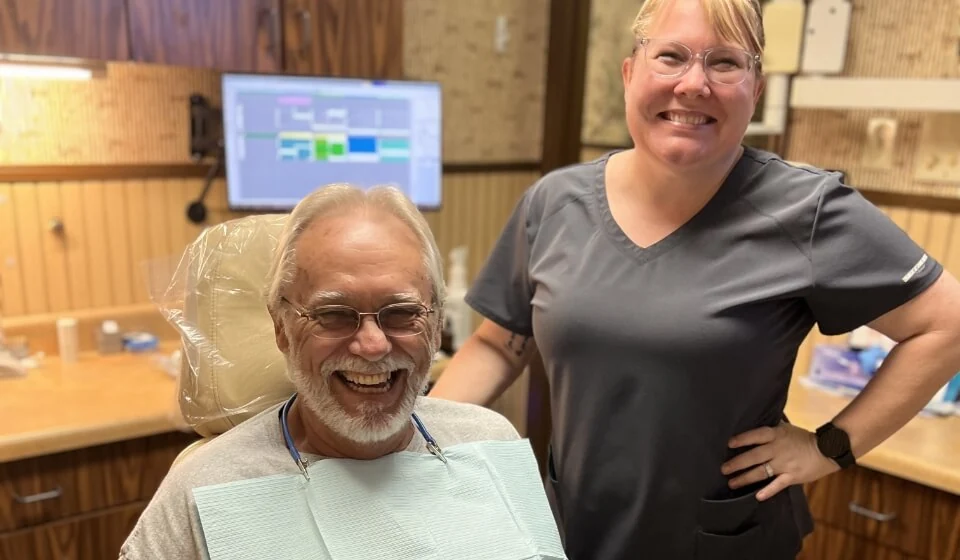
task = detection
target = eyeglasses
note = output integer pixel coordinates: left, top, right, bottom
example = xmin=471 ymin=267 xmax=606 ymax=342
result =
xmin=636 ymin=38 xmax=761 ymax=85
xmin=280 ymin=296 xmax=435 ymax=340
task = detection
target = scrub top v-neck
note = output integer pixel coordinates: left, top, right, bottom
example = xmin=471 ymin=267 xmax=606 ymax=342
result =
xmin=465 ymin=146 xmax=942 ymax=559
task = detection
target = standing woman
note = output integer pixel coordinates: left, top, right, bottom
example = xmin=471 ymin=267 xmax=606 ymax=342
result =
xmin=430 ymin=0 xmax=960 ymax=558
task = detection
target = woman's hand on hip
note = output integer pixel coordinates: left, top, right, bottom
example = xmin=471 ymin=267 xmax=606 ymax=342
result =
xmin=721 ymin=423 xmax=840 ymax=501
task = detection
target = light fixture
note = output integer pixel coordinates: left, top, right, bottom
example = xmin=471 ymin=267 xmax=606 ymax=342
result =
xmin=0 ymin=53 xmax=106 ymax=81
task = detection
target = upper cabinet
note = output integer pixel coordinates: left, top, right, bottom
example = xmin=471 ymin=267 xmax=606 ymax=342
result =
xmin=282 ymin=0 xmax=403 ymax=78
xmin=0 ymin=0 xmax=130 ymax=60
xmin=0 ymin=0 xmax=403 ymax=78
xmin=126 ymin=0 xmax=283 ymax=73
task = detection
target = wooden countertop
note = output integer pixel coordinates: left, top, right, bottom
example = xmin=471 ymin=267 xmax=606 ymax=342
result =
xmin=0 ymin=343 xmax=187 ymax=463
xmin=2 ymin=347 xmax=958 ymax=496
xmin=786 ymin=377 xmax=960 ymax=496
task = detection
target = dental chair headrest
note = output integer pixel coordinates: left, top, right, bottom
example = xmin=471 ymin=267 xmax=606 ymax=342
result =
xmin=174 ymin=213 xmax=294 ymax=438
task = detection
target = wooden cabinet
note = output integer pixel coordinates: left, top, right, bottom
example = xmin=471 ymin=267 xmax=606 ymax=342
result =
xmin=126 ymin=0 xmax=402 ymax=77
xmin=800 ymin=466 xmax=960 ymax=560
xmin=282 ymin=0 xmax=403 ymax=78
xmin=0 ymin=431 xmax=197 ymax=560
xmin=0 ymin=0 xmax=129 ymax=60
xmin=126 ymin=0 xmax=283 ymax=73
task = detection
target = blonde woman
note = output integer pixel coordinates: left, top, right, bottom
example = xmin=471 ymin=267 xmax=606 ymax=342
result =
xmin=431 ymin=0 xmax=960 ymax=557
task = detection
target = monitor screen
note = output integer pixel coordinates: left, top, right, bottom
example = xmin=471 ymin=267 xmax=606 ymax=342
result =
xmin=221 ymin=73 xmax=442 ymax=211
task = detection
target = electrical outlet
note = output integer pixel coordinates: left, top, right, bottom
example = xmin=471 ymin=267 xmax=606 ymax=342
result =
xmin=494 ymin=15 xmax=509 ymax=54
xmin=914 ymin=114 xmax=960 ymax=184
xmin=861 ymin=117 xmax=897 ymax=170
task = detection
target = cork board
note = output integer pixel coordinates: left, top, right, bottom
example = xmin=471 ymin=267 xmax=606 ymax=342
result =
xmin=404 ymin=0 xmax=549 ymax=163
xmin=785 ymin=0 xmax=960 ymax=198
xmin=0 ymin=63 xmax=220 ymax=165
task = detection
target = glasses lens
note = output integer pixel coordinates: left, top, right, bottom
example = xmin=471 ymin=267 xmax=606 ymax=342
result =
xmin=378 ymin=304 xmax=426 ymax=337
xmin=704 ymin=48 xmax=751 ymax=84
xmin=310 ymin=307 xmax=360 ymax=339
xmin=643 ymin=39 xmax=691 ymax=76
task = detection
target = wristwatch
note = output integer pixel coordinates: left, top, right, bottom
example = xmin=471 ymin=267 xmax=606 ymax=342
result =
xmin=815 ymin=422 xmax=857 ymax=468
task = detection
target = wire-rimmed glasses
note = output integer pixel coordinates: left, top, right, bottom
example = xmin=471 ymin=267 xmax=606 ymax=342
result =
xmin=281 ymin=296 xmax=435 ymax=340
xmin=636 ymin=38 xmax=761 ymax=85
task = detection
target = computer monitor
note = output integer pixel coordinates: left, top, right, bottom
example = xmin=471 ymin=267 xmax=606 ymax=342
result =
xmin=221 ymin=73 xmax=442 ymax=212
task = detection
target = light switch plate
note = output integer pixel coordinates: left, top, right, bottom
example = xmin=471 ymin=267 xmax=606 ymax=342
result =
xmin=762 ymin=1 xmax=806 ymax=73
xmin=914 ymin=114 xmax=960 ymax=184
xmin=800 ymin=0 xmax=852 ymax=75
xmin=861 ymin=117 xmax=898 ymax=171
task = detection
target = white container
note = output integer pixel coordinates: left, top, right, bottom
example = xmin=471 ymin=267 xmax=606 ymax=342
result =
xmin=56 ymin=317 xmax=79 ymax=363
xmin=445 ymin=246 xmax=473 ymax=352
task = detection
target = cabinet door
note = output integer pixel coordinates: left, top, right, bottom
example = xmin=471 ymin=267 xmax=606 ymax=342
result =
xmin=0 ymin=502 xmax=143 ymax=560
xmin=127 ymin=0 xmax=283 ymax=73
xmin=283 ymin=0 xmax=402 ymax=78
xmin=0 ymin=0 xmax=129 ymax=59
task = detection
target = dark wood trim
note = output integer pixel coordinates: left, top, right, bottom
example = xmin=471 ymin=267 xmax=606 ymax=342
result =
xmin=858 ymin=188 xmax=960 ymax=213
xmin=442 ymin=161 xmax=542 ymax=173
xmin=0 ymin=164 xmax=220 ymax=182
xmin=0 ymin=161 xmax=541 ymax=182
xmin=526 ymin=0 xmax=592 ymax=477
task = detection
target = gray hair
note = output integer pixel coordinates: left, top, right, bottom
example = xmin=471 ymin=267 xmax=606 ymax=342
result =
xmin=265 ymin=184 xmax=446 ymax=315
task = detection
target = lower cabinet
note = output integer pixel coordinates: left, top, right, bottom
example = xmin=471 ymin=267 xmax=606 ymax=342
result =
xmin=800 ymin=465 xmax=960 ymax=560
xmin=0 ymin=431 xmax=198 ymax=560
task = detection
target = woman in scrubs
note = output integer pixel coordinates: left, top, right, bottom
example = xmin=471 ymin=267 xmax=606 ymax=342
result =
xmin=430 ymin=0 xmax=960 ymax=558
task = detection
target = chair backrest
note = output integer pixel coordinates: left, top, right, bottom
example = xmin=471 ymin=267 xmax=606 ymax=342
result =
xmin=176 ymin=213 xmax=294 ymax=438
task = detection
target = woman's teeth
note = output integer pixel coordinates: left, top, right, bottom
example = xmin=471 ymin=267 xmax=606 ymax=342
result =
xmin=339 ymin=371 xmax=397 ymax=393
xmin=662 ymin=111 xmax=711 ymax=125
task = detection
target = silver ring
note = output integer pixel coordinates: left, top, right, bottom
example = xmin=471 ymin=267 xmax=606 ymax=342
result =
xmin=763 ymin=462 xmax=774 ymax=478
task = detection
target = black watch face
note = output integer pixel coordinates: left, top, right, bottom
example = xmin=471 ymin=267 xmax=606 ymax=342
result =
xmin=819 ymin=428 xmax=848 ymax=457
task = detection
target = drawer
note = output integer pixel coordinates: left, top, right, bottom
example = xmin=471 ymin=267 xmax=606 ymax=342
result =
xmin=805 ymin=465 xmax=936 ymax=558
xmin=0 ymin=501 xmax=145 ymax=560
xmin=0 ymin=431 xmax=196 ymax=532
xmin=798 ymin=523 xmax=923 ymax=560
xmin=929 ymin=489 xmax=960 ymax=560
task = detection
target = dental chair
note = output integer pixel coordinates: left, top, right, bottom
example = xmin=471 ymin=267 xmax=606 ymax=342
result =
xmin=164 ymin=213 xmax=295 ymax=467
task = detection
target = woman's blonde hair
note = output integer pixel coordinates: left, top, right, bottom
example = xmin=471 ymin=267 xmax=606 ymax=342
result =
xmin=631 ymin=0 xmax=765 ymax=68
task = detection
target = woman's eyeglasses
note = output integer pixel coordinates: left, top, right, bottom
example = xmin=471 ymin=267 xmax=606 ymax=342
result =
xmin=636 ymin=38 xmax=761 ymax=86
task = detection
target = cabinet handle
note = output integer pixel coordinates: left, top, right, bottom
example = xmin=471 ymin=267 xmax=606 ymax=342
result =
xmin=264 ymin=7 xmax=280 ymax=62
xmin=13 ymin=486 xmax=63 ymax=504
xmin=298 ymin=10 xmax=313 ymax=57
xmin=848 ymin=501 xmax=897 ymax=522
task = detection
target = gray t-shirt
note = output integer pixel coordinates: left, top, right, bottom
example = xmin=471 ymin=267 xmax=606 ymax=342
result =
xmin=119 ymin=396 xmax=521 ymax=560
xmin=466 ymin=146 xmax=942 ymax=559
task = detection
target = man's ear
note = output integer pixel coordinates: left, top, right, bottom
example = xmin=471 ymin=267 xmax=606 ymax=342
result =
xmin=273 ymin=314 xmax=290 ymax=354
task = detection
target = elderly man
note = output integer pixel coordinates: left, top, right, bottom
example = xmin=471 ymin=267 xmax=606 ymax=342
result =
xmin=120 ymin=185 xmax=521 ymax=559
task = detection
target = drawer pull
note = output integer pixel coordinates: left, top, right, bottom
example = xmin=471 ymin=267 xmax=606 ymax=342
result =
xmin=848 ymin=502 xmax=897 ymax=522
xmin=13 ymin=486 xmax=63 ymax=504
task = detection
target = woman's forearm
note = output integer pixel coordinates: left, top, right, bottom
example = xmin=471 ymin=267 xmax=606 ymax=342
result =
xmin=832 ymin=329 xmax=960 ymax=458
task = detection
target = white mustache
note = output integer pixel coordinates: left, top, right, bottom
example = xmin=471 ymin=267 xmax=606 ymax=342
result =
xmin=319 ymin=354 xmax=417 ymax=376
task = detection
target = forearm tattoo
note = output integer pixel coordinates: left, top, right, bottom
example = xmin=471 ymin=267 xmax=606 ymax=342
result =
xmin=505 ymin=333 xmax=530 ymax=357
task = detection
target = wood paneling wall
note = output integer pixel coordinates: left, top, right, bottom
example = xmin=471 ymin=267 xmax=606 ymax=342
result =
xmin=0 ymin=171 xmax=536 ymax=320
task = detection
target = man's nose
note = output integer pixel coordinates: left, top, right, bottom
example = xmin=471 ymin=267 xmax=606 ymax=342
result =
xmin=348 ymin=315 xmax=392 ymax=360
xmin=675 ymin=59 xmax=711 ymax=97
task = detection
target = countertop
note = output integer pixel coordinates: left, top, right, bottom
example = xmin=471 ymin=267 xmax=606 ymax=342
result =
xmin=2 ymin=347 xmax=958 ymax=496
xmin=785 ymin=378 xmax=960 ymax=495
xmin=0 ymin=343 xmax=186 ymax=463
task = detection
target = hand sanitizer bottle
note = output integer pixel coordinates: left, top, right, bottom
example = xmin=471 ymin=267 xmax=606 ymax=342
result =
xmin=445 ymin=246 xmax=472 ymax=352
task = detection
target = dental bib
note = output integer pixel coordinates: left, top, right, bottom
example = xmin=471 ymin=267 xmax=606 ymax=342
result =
xmin=192 ymin=439 xmax=567 ymax=560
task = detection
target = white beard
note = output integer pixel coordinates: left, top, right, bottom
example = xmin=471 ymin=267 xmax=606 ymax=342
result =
xmin=287 ymin=351 xmax=430 ymax=444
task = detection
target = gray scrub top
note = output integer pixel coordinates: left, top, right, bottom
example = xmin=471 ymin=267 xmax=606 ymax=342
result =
xmin=465 ymin=147 xmax=942 ymax=560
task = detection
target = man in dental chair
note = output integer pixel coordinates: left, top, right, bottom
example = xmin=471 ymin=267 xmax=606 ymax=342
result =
xmin=119 ymin=185 xmax=522 ymax=559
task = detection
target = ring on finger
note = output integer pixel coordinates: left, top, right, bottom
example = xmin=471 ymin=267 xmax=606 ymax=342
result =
xmin=763 ymin=462 xmax=774 ymax=479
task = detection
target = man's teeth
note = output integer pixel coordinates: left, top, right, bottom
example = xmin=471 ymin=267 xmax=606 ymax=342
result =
xmin=339 ymin=371 xmax=399 ymax=393
xmin=664 ymin=112 xmax=709 ymax=125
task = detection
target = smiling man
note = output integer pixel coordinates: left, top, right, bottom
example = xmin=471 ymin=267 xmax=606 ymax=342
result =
xmin=119 ymin=184 xmax=521 ymax=560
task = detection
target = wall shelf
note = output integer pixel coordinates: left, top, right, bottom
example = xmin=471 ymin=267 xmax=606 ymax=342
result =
xmin=790 ymin=77 xmax=960 ymax=112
